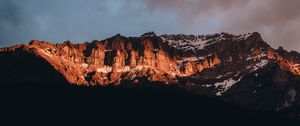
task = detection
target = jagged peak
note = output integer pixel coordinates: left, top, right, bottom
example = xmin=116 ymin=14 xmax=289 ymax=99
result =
xmin=63 ymin=40 xmax=72 ymax=45
xmin=29 ymin=40 xmax=50 ymax=46
xmin=251 ymin=32 xmax=261 ymax=37
xmin=244 ymin=32 xmax=263 ymax=41
xmin=115 ymin=33 xmax=121 ymax=37
xmin=141 ymin=31 xmax=157 ymax=37
xmin=109 ymin=33 xmax=127 ymax=40
xmin=0 ymin=44 xmax=26 ymax=52
xmin=28 ymin=40 xmax=56 ymax=49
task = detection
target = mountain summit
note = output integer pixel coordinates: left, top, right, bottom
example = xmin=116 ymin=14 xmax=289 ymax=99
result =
xmin=1 ymin=32 xmax=300 ymax=113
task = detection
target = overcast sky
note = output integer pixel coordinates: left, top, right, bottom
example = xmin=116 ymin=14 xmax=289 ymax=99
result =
xmin=0 ymin=0 xmax=299 ymax=51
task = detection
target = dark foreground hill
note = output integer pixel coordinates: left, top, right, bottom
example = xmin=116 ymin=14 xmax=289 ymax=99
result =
xmin=0 ymin=84 xmax=299 ymax=125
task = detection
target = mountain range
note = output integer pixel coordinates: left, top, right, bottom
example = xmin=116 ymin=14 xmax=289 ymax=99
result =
xmin=1 ymin=32 xmax=300 ymax=121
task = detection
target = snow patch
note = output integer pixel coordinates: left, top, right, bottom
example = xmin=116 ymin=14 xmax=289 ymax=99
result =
xmin=207 ymin=54 xmax=213 ymax=57
xmin=246 ymin=53 xmax=267 ymax=61
xmin=81 ymin=63 xmax=89 ymax=68
xmin=252 ymin=59 xmax=269 ymax=71
xmin=160 ymin=36 xmax=208 ymax=51
xmin=237 ymin=33 xmax=253 ymax=40
xmin=104 ymin=49 xmax=112 ymax=52
xmin=122 ymin=66 xmax=131 ymax=72
xmin=214 ymin=76 xmax=243 ymax=96
xmin=246 ymin=56 xmax=253 ymax=61
xmin=39 ymin=49 xmax=52 ymax=57
xmin=153 ymin=49 xmax=159 ymax=52
xmin=97 ymin=66 xmax=112 ymax=73
xmin=202 ymin=84 xmax=213 ymax=88
xmin=132 ymin=65 xmax=151 ymax=72
xmin=291 ymin=64 xmax=300 ymax=67
xmin=216 ymin=75 xmax=223 ymax=79
xmin=177 ymin=57 xmax=202 ymax=63
xmin=115 ymin=66 xmax=131 ymax=73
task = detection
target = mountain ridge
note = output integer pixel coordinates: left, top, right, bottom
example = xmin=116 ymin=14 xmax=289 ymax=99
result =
xmin=1 ymin=32 xmax=299 ymax=84
xmin=1 ymin=32 xmax=300 ymax=113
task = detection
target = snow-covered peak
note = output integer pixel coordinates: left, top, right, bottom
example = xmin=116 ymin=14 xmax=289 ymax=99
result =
xmin=160 ymin=34 xmax=208 ymax=51
xmin=160 ymin=32 xmax=255 ymax=51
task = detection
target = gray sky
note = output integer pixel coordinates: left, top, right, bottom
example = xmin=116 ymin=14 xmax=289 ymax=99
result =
xmin=0 ymin=0 xmax=300 ymax=51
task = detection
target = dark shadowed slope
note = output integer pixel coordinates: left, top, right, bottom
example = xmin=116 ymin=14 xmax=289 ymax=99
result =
xmin=0 ymin=45 xmax=68 ymax=86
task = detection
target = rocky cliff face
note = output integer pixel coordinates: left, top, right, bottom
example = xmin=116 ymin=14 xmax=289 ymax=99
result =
xmin=1 ymin=32 xmax=300 ymax=112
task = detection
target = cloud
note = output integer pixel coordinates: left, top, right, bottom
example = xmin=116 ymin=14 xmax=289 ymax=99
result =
xmin=220 ymin=0 xmax=300 ymax=51
xmin=145 ymin=0 xmax=248 ymax=24
xmin=0 ymin=0 xmax=299 ymax=51
xmin=0 ymin=0 xmax=180 ymax=47
xmin=144 ymin=0 xmax=300 ymax=51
